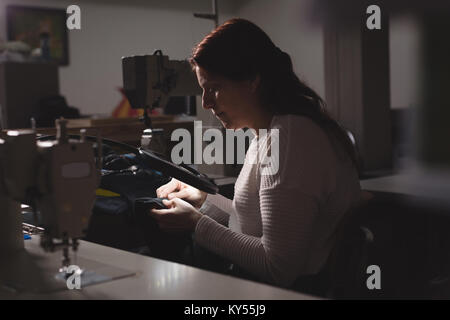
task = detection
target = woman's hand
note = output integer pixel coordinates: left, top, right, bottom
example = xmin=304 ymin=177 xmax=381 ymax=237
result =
xmin=150 ymin=198 xmax=203 ymax=233
xmin=156 ymin=178 xmax=207 ymax=209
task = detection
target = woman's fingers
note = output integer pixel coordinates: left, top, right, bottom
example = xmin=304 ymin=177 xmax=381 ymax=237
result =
xmin=157 ymin=179 xmax=180 ymax=198
xmin=150 ymin=207 xmax=172 ymax=216
xmin=149 ymin=199 xmax=189 ymax=219
xmin=149 ymin=197 xmax=198 ymax=232
xmin=150 ymin=200 xmax=176 ymax=220
xmin=167 ymin=188 xmax=190 ymax=200
xmin=150 ymin=203 xmax=174 ymax=216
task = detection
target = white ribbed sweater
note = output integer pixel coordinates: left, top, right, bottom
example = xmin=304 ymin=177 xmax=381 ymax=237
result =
xmin=194 ymin=114 xmax=362 ymax=287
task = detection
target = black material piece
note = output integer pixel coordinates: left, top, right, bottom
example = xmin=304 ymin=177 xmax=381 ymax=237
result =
xmin=134 ymin=197 xmax=191 ymax=262
xmin=135 ymin=197 xmax=168 ymax=210
xmin=103 ymin=153 xmax=133 ymax=171
xmin=93 ymin=196 xmax=129 ymax=216
xmin=138 ymin=148 xmax=218 ymax=194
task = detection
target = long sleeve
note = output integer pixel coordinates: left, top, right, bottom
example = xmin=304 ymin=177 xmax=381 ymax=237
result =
xmin=195 ymin=188 xmax=319 ymax=287
xmin=198 ymin=193 xmax=233 ymax=227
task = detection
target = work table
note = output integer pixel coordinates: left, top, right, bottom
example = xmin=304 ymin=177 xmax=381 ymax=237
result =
xmin=0 ymin=236 xmax=315 ymax=300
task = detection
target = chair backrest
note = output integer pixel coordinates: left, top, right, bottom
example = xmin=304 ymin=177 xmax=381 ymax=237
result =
xmin=321 ymin=194 xmax=375 ymax=299
xmin=290 ymin=192 xmax=375 ymax=298
xmin=345 ymin=128 xmax=364 ymax=177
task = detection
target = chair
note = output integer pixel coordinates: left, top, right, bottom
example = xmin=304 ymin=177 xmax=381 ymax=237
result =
xmin=322 ymin=197 xmax=375 ymax=299
xmin=293 ymin=192 xmax=375 ymax=299
xmin=345 ymin=128 xmax=365 ymax=178
xmin=293 ymin=190 xmax=450 ymax=299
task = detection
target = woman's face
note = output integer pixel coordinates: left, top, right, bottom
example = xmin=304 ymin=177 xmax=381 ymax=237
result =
xmin=195 ymin=66 xmax=259 ymax=130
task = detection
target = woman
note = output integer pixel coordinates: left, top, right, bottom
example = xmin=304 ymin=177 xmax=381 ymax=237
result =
xmin=151 ymin=18 xmax=362 ymax=290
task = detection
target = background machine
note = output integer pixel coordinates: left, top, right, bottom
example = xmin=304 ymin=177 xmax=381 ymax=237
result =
xmin=122 ymin=50 xmax=202 ymax=128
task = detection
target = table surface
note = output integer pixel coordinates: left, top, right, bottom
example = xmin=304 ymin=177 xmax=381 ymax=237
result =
xmin=0 ymin=237 xmax=316 ymax=300
xmin=360 ymin=165 xmax=450 ymax=205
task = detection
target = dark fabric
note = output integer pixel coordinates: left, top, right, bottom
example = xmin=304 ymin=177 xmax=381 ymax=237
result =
xmin=135 ymin=197 xmax=167 ymax=210
xmin=93 ymin=196 xmax=129 ymax=216
xmin=85 ymin=149 xmax=192 ymax=262
xmin=134 ymin=198 xmax=192 ymax=262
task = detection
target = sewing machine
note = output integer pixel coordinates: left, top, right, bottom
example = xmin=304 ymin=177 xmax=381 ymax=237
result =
xmin=0 ymin=119 xmax=131 ymax=293
xmin=122 ymin=51 xmax=219 ymax=193
xmin=0 ymin=119 xmax=98 ymax=255
xmin=122 ymin=51 xmax=201 ymax=129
